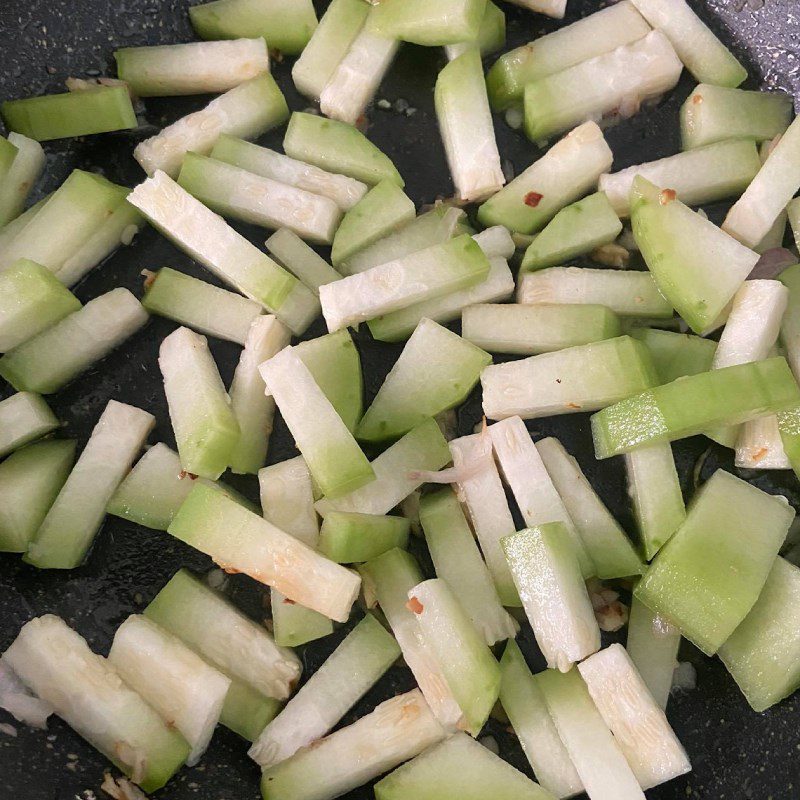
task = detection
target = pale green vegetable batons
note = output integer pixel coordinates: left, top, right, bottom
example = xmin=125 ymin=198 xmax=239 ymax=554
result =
xmin=374 ymin=732 xmax=556 ymax=800
xmin=680 ymin=84 xmax=793 ymax=150
xmin=356 ymin=318 xmax=490 ymax=443
xmin=3 ymin=615 xmax=190 ymax=792
xmin=284 ymin=112 xmax=404 ymax=187
xmin=592 ymin=358 xmax=800 ymax=459
xmin=629 ymin=328 xmax=716 ymax=384
xmin=500 ymin=641 xmax=583 ymax=799
xmin=318 ymin=512 xmax=410 ymax=563
xmin=503 ymin=525 xmax=600 ymax=672
xmin=25 ymin=400 xmax=155 ymax=570
xmin=370 ymin=0 xmax=487 ymax=46
xmin=1 ymin=85 xmax=137 ymax=141
xmin=134 ymin=75 xmax=288 ymax=177
xmin=635 ymin=469 xmax=794 ymax=655
xmin=115 ymin=39 xmax=269 ymax=96
xmin=0 ymin=392 xmax=59 ymax=458
xmin=0 ymin=132 xmax=45 ymax=226
xmin=631 ymin=175 xmax=758 ymax=334
xmin=0 ymin=440 xmax=76 ymax=553
xmin=719 ymin=557 xmax=800 ymax=712
xmin=266 ymin=229 xmax=342 ymax=294
xmin=159 ymin=326 xmax=240 ymax=480
xmin=0 ymin=259 xmax=81 ymax=352
xmin=190 ymin=0 xmax=318 ymax=55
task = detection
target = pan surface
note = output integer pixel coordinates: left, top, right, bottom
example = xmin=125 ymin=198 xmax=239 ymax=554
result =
xmin=1 ymin=1 xmax=799 ymax=798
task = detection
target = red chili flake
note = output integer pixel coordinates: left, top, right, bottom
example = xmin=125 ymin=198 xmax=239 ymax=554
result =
xmin=524 ymin=191 xmax=544 ymax=208
xmin=566 ymin=402 xmax=582 ymax=410
xmin=659 ymin=188 xmax=677 ymax=206
xmin=752 ymin=447 xmax=769 ymax=462
xmin=692 ymin=94 xmax=703 ymax=105
xmin=406 ymin=596 xmax=424 ymax=615
xmin=178 ymin=470 xmax=199 ymax=480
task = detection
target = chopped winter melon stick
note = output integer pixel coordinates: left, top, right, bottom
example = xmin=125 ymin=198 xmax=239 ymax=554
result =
xmin=169 ymin=484 xmax=361 ymax=622
xmin=626 ymin=597 xmax=680 ymax=711
xmin=419 ymin=488 xmax=518 ymax=647
xmin=635 ymin=469 xmax=795 ymax=655
xmin=719 ymin=557 xmax=800 ymax=712
xmin=536 ymin=668 xmax=646 ymax=800
xmin=0 ymin=393 xmax=59 ymax=458
xmin=260 ymin=345 xmax=373 ymax=497
xmin=578 ymin=644 xmax=691 ymax=790
xmin=489 ymin=416 xmax=593 ymax=577
xmin=1 ymin=85 xmax=136 ymax=141
xmin=108 ymin=443 xmax=249 ymax=531
xmin=189 ymin=0 xmax=318 ymax=55
xmin=0 ymin=259 xmax=81 ymax=352
xmin=0 ymin=288 xmax=148 ymax=394
xmin=478 ymin=121 xmax=613 ymax=234
xmin=503 ymin=0 xmax=564 ymax=18
xmin=369 ymin=256 xmax=514 ymax=342
xmin=260 ymin=689 xmax=446 ymax=800
xmin=736 ymin=414 xmax=791 ymax=470
xmin=315 ymin=418 xmax=451 ymax=517
xmin=435 ymin=49 xmax=505 ymax=203
xmin=0 ymin=169 xmax=128 ymax=273
xmin=370 ymin=0 xmax=486 ymax=46
xmin=681 ymin=84 xmax=793 ymax=151
xmin=212 ymin=135 xmax=368 ymax=212
xmin=229 ymin=316 xmax=291 ymax=475
xmin=293 ymin=330 xmax=363 ymax=433
xmin=331 ymin=180 xmax=415 ymax=266
xmin=109 ymin=615 xmax=231 ymax=767
xmin=0 ymin=194 xmax=47 ymax=253
xmin=0 ymin=440 xmax=75 ymax=553
xmin=503 ymin=525 xmax=600 ymax=672
xmin=318 ymin=512 xmax=410 ymax=563
xmin=0 ymin=134 xmax=18 ymax=181
xmin=357 ymin=319 xmax=490 ymax=443
xmin=259 ymin=455 xmax=333 ymax=647
xmin=4 ymin=616 xmax=190 ymax=792
xmin=292 ymin=0 xmax=369 ymax=100
xmin=361 ymin=548 xmax=464 ymax=728
xmin=444 ymin=1 xmax=505 ymax=61
xmin=536 ymin=437 xmax=645 ymax=579
xmin=343 ymin=206 xmax=465 ymax=276
xmin=523 ymin=32 xmax=682 ymax=143
xmin=134 ymin=74 xmax=288 ymax=177
xmin=159 ymin=327 xmax=239 ymax=480
xmin=375 ymin=731 xmax=555 ymax=800
xmin=599 ymin=140 xmax=761 ymax=217
xmin=593 ymin=357 xmax=800 ymax=458
xmin=0 ymin=133 xmax=45 ymax=227
xmin=482 ymin=335 xmax=658 ymax=420
xmin=128 ymin=171 xmax=317 ymax=335
xmin=57 ymin=198 xmax=145 ymax=289
xmin=24 ymin=401 xmax=154 ymax=570
xmin=266 ymin=229 xmax=342 ymax=294
xmin=500 ymin=641 xmax=583 ymax=799
xmin=142 ymin=267 xmax=263 ymax=345
xmin=625 ymin=444 xmax=685 ymax=561
xmin=115 ymin=39 xmax=269 ymax=97
xmin=631 ymin=176 xmax=758 ymax=334
xmin=464 ymin=303 xmax=621 ymax=355
xmin=518 ymin=267 xmax=673 ymax=320
xmin=629 ymin=328 xmax=716 ymax=384
xmin=630 ymin=0 xmax=745 ymax=86
xmin=319 ymin=21 xmax=399 ymax=126
xmin=144 ymin=569 xmax=301 ymax=701
xmin=707 ymin=280 xmax=788 ymax=447
xmin=178 ymin=152 xmax=342 ymax=244
xmin=284 ymin=112 xmax=404 ymax=187
xmin=221 ymin=678 xmax=282 ymax=742
xmin=250 ymin=613 xmax=400 ymax=767
xmin=779 ymin=263 xmax=800 ymax=378
xmin=723 ymin=116 xmax=800 ymax=249
xmin=407 ymin=579 xmax=501 ymax=736
xmin=449 ymin=432 xmax=520 ymax=606
xmin=521 ymin=192 xmax=622 ymax=271
xmin=472 ymin=226 xmax=515 ymax=259
xmin=486 ymin=1 xmax=650 ymax=111
xmin=321 ymin=234 xmax=489 ymax=332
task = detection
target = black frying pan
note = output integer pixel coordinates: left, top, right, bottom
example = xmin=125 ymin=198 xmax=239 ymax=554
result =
xmin=1 ymin=1 xmax=799 ymax=797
